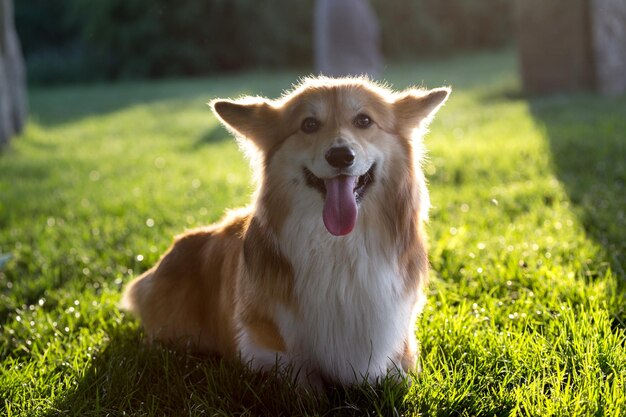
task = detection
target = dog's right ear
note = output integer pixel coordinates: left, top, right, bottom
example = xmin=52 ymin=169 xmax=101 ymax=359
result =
xmin=393 ymin=87 xmax=451 ymax=137
xmin=210 ymin=98 xmax=281 ymax=152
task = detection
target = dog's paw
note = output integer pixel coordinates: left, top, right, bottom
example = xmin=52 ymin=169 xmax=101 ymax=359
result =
xmin=287 ymin=364 xmax=325 ymax=394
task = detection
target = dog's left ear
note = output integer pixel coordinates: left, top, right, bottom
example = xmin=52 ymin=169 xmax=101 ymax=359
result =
xmin=210 ymin=98 xmax=281 ymax=151
xmin=393 ymin=87 xmax=451 ymax=135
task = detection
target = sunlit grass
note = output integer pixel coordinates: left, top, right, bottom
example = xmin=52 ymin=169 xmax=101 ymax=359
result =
xmin=1 ymin=49 xmax=625 ymax=416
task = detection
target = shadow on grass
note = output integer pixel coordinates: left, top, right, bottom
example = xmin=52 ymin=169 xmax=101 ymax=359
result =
xmin=191 ymin=123 xmax=231 ymax=149
xmin=45 ymin=328 xmax=305 ymax=416
xmin=28 ymin=73 xmax=293 ymax=128
xmin=46 ymin=326 xmax=413 ymax=416
xmin=529 ymin=93 xmax=626 ymax=324
xmin=29 ymin=81 xmax=210 ymax=128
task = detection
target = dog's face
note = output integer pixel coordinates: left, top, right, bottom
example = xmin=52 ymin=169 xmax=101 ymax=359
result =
xmin=212 ymin=78 xmax=449 ymax=236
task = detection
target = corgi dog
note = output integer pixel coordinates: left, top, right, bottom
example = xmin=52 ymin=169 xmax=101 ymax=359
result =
xmin=122 ymin=77 xmax=449 ymax=388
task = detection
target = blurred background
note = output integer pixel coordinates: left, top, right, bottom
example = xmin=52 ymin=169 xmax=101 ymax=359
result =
xmin=1 ymin=2 xmax=626 ymax=415
xmin=15 ymin=0 xmax=512 ymax=85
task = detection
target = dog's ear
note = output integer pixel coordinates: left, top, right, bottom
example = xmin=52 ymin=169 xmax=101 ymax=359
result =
xmin=393 ymin=87 xmax=450 ymax=135
xmin=210 ymin=98 xmax=281 ymax=151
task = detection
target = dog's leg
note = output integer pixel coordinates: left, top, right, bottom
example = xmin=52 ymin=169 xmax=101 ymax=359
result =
xmin=121 ymin=266 xmax=219 ymax=352
xmin=238 ymin=326 xmax=325 ymax=391
xmin=400 ymin=334 xmax=419 ymax=373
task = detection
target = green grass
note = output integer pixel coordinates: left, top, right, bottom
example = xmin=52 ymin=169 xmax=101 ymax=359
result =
xmin=1 ymin=49 xmax=625 ymax=416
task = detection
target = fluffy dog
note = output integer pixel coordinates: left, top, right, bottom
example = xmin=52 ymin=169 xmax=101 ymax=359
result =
xmin=122 ymin=77 xmax=449 ymax=387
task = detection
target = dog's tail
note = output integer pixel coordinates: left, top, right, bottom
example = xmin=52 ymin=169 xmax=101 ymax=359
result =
xmin=119 ymin=268 xmax=154 ymax=315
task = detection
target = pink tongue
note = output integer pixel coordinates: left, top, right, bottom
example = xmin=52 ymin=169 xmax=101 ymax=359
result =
xmin=323 ymin=176 xmax=358 ymax=236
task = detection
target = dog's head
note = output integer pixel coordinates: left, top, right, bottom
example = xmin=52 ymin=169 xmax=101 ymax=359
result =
xmin=211 ymin=77 xmax=449 ymax=237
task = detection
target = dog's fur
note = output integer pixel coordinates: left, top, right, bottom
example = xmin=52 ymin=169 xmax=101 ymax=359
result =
xmin=121 ymin=77 xmax=449 ymax=387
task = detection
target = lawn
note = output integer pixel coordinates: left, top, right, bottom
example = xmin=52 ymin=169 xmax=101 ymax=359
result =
xmin=1 ymin=49 xmax=625 ymax=416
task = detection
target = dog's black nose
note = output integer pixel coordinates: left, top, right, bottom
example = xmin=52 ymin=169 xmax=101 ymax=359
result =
xmin=325 ymin=146 xmax=355 ymax=168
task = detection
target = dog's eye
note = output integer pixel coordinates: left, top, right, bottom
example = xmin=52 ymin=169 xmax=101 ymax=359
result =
xmin=301 ymin=117 xmax=321 ymax=134
xmin=354 ymin=114 xmax=373 ymax=129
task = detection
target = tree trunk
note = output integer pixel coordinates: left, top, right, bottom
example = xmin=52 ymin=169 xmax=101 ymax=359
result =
xmin=591 ymin=0 xmax=626 ymax=95
xmin=314 ymin=0 xmax=384 ymax=79
xmin=0 ymin=0 xmax=28 ymax=148
xmin=0 ymin=0 xmax=12 ymax=147
xmin=514 ymin=0 xmax=594 ymax=94
xmin=0 ymin=52 xmax=12 ymax=147
xmin=514 ymin=0 xmax=626 ymax=96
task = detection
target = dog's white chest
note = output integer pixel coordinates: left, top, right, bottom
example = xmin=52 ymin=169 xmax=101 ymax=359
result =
xmin=277 ymin=218 xmax=414 ymax=383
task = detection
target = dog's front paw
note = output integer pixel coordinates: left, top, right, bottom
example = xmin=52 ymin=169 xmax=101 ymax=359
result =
xmin=292 ymin=366 xmax=326 ymax=394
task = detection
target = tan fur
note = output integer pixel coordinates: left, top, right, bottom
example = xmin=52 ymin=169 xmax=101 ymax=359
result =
xmin=122 ymin=210 xmax=246 ymax=355
xmin=122 ymin=76 xmax=449 ymax=384
xmin=122 ymin=208 xmax=294 ymax=356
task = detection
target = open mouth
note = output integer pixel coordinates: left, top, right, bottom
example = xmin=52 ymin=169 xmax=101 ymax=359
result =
xmin=303 ymin=163 xmax=376 ymax=203
xmin=303 ymin=163 xmax=376 ymax=236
